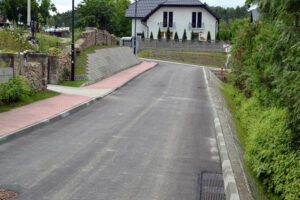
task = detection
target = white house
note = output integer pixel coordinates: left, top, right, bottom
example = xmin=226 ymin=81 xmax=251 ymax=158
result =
xmin=125 ymin=0 xmax=219 ymax=41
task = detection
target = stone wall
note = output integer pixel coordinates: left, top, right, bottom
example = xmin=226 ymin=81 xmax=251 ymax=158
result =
xmin=139 ymin=39 xmax=227 ymax=52
xmin=75 ymin=28 xmax=120 ymax=54
xmin=0 ymin=53 xmax=48 ymax=90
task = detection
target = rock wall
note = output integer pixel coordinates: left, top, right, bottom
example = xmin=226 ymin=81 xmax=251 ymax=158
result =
xmin=0 ymin=53 xmax=48 ymax=90
xmin=75 ymin=28 xmax=120 ymax=54
xmin=87 ymin=47 xmax=141 ymax=83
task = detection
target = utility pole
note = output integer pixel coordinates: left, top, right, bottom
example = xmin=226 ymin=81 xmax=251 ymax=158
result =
xmin=134 ymin=0 xmax=137 ymax=55
xmin=27 ymin=0 xmax=31 ymax=27
xmin=71 ymin=0 xmax=75 ymax=81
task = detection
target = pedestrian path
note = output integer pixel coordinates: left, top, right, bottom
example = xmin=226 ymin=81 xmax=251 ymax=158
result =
xmin=0 ymin=61 xmax=157 ymax=138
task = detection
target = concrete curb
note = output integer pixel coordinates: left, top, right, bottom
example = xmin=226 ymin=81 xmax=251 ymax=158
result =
xmin=203 ymin=67 xmax=240 ymax=200
xmin=0 ymin=63 xmax=158 ymax=144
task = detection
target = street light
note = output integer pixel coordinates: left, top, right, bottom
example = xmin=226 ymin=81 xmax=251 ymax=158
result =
xmin=71 ymin=0 xmax=75 ymax=81
xmin=134 ymin=0 xmax=137 ymax=55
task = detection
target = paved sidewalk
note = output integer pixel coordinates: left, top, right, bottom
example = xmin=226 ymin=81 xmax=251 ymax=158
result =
xmin=0 ymin=61 xmax=157 ymax=139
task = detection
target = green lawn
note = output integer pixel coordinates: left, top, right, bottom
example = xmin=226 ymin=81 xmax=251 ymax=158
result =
xmin=59 ymin=80 xmax=89 ymax=87
xmin=75 ymin=45 xmax=119 ymax=75
xmin=36 ymin=33 xmax=64 ymax=53
xmin=0 ymin=91 xmax=60 ymax=113
xmin=138 ymin=50 xmax=227 ymax=67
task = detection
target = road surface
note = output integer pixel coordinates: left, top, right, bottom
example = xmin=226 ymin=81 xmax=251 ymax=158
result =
xmin=0 ymin=61 xmax=223 ymax=200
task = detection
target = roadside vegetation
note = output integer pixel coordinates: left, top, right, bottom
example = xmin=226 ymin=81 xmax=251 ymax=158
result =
xmin=223 ymin=0 xmax=300 ymax=199
xmin=138 ymin=50 xmax=227 ymax=67
xmin=58 ymin=80 xmax=89 ymax=87
xmin=75 ymin=45 xmax=118 ymax=75
xmin=0 ymin=76 xmax=59 ymax=113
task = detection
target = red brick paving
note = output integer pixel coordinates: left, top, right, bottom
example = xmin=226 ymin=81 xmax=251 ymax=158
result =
xmin=0 ymin=94 xmax=92 ymax=137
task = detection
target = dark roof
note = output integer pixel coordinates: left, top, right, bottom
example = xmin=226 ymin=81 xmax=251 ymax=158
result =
xmin=126 ymin=0 xmax=219 ymax=20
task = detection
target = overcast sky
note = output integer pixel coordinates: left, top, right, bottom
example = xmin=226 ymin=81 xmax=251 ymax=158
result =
xmin=52 ymin=0 xmax=246 ymax=14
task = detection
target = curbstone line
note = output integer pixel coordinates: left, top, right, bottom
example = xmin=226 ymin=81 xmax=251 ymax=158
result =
xmin=203 ymin=67 xmax=240 ymax=200
xmin=0 ymin=63 xmax=158 ymax=145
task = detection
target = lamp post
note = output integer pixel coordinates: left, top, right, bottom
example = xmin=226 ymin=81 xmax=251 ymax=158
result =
xmin=134 ymin=0 xmax=137 ymax=55
xmin=71 ymin=0 xmax=75 ymax=81
xmin=27 ymin=0 xmax=31 ymax=27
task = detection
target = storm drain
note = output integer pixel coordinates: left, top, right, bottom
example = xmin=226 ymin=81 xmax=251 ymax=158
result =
xmin=199 ymin=172 xmax=226 ymax=200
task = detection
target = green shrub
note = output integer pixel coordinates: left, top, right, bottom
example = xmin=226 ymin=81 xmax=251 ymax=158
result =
xmin=157 ymin=28 xmax=162 ymax=40
xmin=191 ymin=30 xmax=194 ymax=41
xmin=224 ymin=83 xmax=300 ymax=200
xmin=207 ymin=31 xmax=211 ymax=41
xmin=0 ymin=29 xmax=34 ymax=52
xmin=174 ymin=32 xmax=179 ymax=40
xmin=150 ymin=32 xmax=154 ymax=40
xmin=141 ymin=31 xmax=145 ymax=39
xmin=0 ymin=76 xmax=31 ymax=104
xmin=216 ymin=31 xmax=220 ymax=41
xmin=182 ymin=29 xmax=187 ymax=41
xmin=166 ymin=27 xmax=171 ymax=40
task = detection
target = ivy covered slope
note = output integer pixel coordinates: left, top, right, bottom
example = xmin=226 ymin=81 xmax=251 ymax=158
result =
xmin=230 ymin=0 xmax=300 ymax=199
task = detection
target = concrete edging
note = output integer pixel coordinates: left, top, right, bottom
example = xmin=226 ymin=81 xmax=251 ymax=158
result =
xmin=0 ymin=63 xmax=158 ymax=144
xmin=203 ymin=67 xmax=240 ymax=200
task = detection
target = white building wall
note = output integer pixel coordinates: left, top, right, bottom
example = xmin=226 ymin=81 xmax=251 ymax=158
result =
xmin=132 ymin=7 xmax=218 ymax=40
xmin=131 ymin=19 xmax=147 ymax=38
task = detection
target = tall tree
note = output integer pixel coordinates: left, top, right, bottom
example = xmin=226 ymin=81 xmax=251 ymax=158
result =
xmin=0 ymin=0 xmax=39 ymax=23
xmin=39 ymin=0 xmax=57 ymax=25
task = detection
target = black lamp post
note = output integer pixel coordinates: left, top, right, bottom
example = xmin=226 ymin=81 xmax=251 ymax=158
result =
xmin=134 ymin=0 xmax=137 ymax=55
xmin=71 ymin=0 xmax=75 ymax=81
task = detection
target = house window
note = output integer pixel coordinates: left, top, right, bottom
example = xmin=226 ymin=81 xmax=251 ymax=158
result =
xmin=192 ymin=12 xmax=202 ymax=28
xmin=192 ymin=12 xmax=197 ymax=28
xmin=197 ymin=12 xmax=202 ymax=28
xmin=194 ymin=33 xmax=199 ymax=40
xmin=161 ymin=32 xmax=165 ymax=38
xmin=163 ymin=12 xmax=168 ymax=27
xmin=170 ymin=32 xmax=173 ymax=38
xmin=169 ymin=12 xmax=173 ymax=27
xmin=163 ymin=11 xmax=173 ymax=27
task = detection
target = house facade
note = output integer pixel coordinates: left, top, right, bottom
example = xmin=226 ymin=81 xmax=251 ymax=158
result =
xmin=125 ymin=0 xmax=219 ymax=41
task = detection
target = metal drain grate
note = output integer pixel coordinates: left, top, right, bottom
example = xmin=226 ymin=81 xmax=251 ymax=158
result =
xmin=199 ymin=172 xmax=226 ymax=200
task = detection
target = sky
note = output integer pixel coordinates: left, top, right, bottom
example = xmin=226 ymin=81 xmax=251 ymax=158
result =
xmin=52 ymin=0 xmax=247 ymax=14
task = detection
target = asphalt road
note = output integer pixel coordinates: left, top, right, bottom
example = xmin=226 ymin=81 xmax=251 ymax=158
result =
xmin=0 ymin=61 xmax=222 ymax=200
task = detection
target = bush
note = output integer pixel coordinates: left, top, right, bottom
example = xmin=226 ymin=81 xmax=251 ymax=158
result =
xmin=150 ymin=32 xmax=154 ymax=40
xmin=141 ymin=31 xmax=145 ymax=39
xmin=0 ymin=76 xmax=31 ymax=104
xmin=191 ymin=30 xmax=194 ymax=41
xmin=166 ymin=27 xmax=171 ymax=40
xmin=207 ymin=31 xmax=211 ymax=41
xmin=0 ymin=29 xmax=34 ymax=52
xmin=174 ymin=32 xmax=179 ymax=40
xmin=157 ymin=28 xmax=162 ymax=40
xmin=182 ymin=29 xmax=187 ymax=41
xmin=216 ymin=31 xmax=220 ymax=41
xmin=224 ymin=83 xmax=300 ymax=200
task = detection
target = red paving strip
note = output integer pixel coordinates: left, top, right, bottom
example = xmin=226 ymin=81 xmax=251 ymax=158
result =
xmin=85 ymin=61 xmax=157 ymax=89
xmin=0 ymin=94 xmax=92 ymax=137
xmin=0 ymin=61 xmax=157 ymax=138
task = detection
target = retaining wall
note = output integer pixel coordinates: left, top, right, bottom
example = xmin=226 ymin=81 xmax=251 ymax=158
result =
xmin=139 ymin=39 xmax=227 ymax=52
xmin=0 ymin=53 xmax=48 ymax=90
xmin=87 ymin=47 xmax=141 ymax=83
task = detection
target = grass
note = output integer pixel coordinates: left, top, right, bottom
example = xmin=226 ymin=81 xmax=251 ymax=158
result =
xmin=58 ymin=80 xmax=89 ymax=87
xmin=220 ymin=79 xmax=281 ymax=200
xmin=75 ymin=45 xmax=119 ymax=75
xmin=0 ymin=91 xmax=60 ymax=113
xmin=36 ymin=33 xmax=64 ymax=53
xmin=138 ymin=49 xmax=227 ymax=67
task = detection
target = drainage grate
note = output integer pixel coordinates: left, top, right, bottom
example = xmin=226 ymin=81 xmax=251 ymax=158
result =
xmin=199 ymin=172 xmax=226 ymax=200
